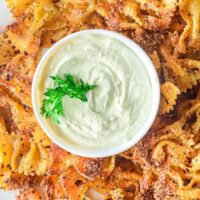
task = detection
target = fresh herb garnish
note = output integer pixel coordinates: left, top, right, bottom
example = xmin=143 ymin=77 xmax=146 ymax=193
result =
xmin=41 ymin=74 xmax=97 ymax=124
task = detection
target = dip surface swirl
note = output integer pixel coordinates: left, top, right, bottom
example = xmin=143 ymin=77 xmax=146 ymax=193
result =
xmin=38 ymin=33 xmax=153 ymax=149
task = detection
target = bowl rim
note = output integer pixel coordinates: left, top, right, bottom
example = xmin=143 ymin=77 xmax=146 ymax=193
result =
xmin=32 ymin=29 xmax=160 ymax=158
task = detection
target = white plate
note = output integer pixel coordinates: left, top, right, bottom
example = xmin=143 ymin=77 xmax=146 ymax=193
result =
xmin=0 ymin=1 xmax=102 ymax=199
xmin=0 ymin=0 xmax=13 ymax=33
xmin=0 ymin=190 xmax=17 ymax=199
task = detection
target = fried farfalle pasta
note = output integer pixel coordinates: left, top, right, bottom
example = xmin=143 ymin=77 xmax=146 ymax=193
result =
xmin=178 ymin=0 xmax=200 ymax=53
xmin=0 ymin=89 xmax=51 ymax=183
xmin=16 ymin=188 xmax=42 ymax=200
xmin=0 ymin=33 xmax=16 ymax=66
xmin=161 ymin=41 xmax=200 ymax=92
xmin=6 ymin=0 xmax=34 ymax=17
xmin=159 ymin=81 xmax=180 ymax=115
xmin=0 ymin=118 xmax=50 ymax=179
xmin=1 ymin=0 xmax=200 ymax=199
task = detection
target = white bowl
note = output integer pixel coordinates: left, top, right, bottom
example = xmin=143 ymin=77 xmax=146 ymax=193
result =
xmin=32 ymin=29 xmax=160 ymax=158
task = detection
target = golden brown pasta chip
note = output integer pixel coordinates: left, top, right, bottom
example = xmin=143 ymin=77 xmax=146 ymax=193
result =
xmin=159 ymin=81 xmax=180 ymax=115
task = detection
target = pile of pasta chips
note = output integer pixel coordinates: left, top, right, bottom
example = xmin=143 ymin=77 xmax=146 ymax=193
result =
xmin=0 ymin=0 xmax=200 ymax=199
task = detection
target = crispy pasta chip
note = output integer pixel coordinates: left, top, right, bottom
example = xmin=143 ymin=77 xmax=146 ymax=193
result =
xmin=16 ymin=188 xmax=42 ymax=200
xmin=159 ymin=81 xmax=180 ymax=115
xmin=0 ymin=121 xmax=50 ymax=177
xmin=161 ymin=42 xmax=200 ymax=92
xmin=44 ymin=168 xmax=90 ymax=200
xmin=178 ymin=0 xmax=200 ymax=53
xmin=0 ymin=34 xmax=16 ymax=66
xmin=0 ymin=54 xmax=37 ymax=107
xmin=150 ymin=51 xmax=161 ymax=71
xmin=6 ymin=0 xmax=34 ymax=17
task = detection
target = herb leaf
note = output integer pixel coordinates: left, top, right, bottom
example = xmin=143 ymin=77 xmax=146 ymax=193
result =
xmin=41 ymin=74 xmax=97 ymax=124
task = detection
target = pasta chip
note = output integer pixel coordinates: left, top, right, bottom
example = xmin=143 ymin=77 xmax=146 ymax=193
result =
xmin=161 ymin=42 xmax=200 ymax=92
xmin=178 ymin=0 xmax=200 ymax=53
xmin=159 ymin=81 xmax=180 ymax=115
xmin=6 ymin=0 xmax=34 ymax=17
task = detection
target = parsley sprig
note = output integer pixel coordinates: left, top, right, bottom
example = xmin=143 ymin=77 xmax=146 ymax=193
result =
xmin=41 ymin=74 xmax=97 ymax=124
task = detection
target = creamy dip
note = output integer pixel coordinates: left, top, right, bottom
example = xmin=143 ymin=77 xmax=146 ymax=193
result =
xmin=38 ymin=33 xmax=152 ymax=149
